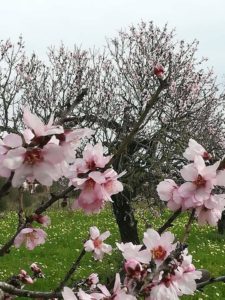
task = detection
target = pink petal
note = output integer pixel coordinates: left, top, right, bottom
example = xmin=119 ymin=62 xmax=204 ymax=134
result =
xmin=179 ymin=182 xmax=196 ymax=197
xmin=216 ymin=170 xmax=225 ymax=186
xmin=97 ymin=284 xmax=111 ymax=297
xmin=99 ymin=231 xmax=110 ymax=241
xmin=194 ymin=155 xmax=205 ymax=172
xmin=180 ymin=164 xmax=198 ymax=181
xmin=23 ymin=107 xmax=44 ymax=136
xmin=43 ymin=144 xmax=64 ymax=164
xmin=62 ymin=287 xmax=77 ymax=300
xmin=12 ymin=165 xmax=32 ymax=187
xmin=101 ymin=244 xmax=112 ymax=254
xmin=23 ymin=129 xmax=35 ymax=144
xmin=161 ymin=231 xmax=175 ymax=245
xmin=89 ymin=171 xmax=106 ymax=184
xmin=84 ymin=240 xmax=95 ymax=252
xmin=90 ymin=226 xmax=100 ymax=239
xmin=33 ymin=163 xmax=59 ymax=186
xmin=113 ymin=273 xmax=121 ymax=294
xmin=3 ymin=133 xmax=22 ymax=148
xmin=3 ymin=148 xmax=26 ymax=169
xmin=143 ymin=229 xmax=160 ymax=249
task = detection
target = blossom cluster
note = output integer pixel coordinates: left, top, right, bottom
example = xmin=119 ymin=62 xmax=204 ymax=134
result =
xmin=62 ymin=228 xmax=201 ymax=300
xmin=0 ymin=107 xmax=93 ymax=187
xmin=157 ymin=139 xmax=225 ymax=226
xmin=66 ymin=143 xmax=125 ymax=213
xmin=0 ymin=107 xmax=125 ymax=250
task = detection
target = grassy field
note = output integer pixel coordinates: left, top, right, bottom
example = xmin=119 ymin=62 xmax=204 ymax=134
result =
xmin=0 ymin=207 xmax=225 ymax=299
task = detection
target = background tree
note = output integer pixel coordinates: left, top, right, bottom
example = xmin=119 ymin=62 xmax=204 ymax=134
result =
xmin=0 ymin=22 xmax=224 ymax=243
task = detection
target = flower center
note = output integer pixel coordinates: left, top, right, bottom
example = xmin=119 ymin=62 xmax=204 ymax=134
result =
xmin=152 ymin=245 xmax=167 ymax=260
xmin=194 ymin=174 xmax=206 ymax=187
xmin=26 ymin=231 xmax=38 ymax=243
xmin=93 ymin=238 xmax=102 ymax=248
xmin=24 ymin=148 xmax=43 ymax=165
xmin=85 ymin=179 xmax=95 ymax=191
xmin=87 ymin=160 xmax=96 ymax=170
xmin=202 ymin=151 xmax=210 ymax=160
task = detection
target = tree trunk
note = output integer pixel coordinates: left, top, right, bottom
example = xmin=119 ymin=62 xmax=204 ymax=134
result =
xmin=218 ymin=210 xmax=225 ymax=234
xmin=112 ymin=188 xmax=140 ymax=244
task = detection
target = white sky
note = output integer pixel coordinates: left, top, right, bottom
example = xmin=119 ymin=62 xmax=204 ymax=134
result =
xmin=0 ymin=0 xmax=224 ymax=82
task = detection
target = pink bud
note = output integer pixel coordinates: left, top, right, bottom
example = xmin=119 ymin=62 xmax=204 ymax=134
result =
xmin=30 ymin=263 xmax=41 ymax=273
xmin=32 ymin=214 xmax=51 ymax=227
xmin=153 ymin=64 xmax=164 ymax=78
xmin=124 ymin=259 xmax=143 ymax=277
xmin=18 ymin=269 xmax=34 ymax=284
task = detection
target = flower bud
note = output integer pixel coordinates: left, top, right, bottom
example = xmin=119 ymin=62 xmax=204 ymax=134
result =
xmin=124 ymin=259 xmax=143 ymax=278
xmin=18 ymin=269 xmax=34 ymax=284
xmin=153 ymin=64 xmax=164 ymax=78
xmin=32 ymin=214 xmax=51 ymax=227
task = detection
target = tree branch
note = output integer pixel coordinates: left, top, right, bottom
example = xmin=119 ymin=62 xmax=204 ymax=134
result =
xmin=108 ymin=83 xmax=165 ymax=167
xmin=197 ymin=276 xmax=225 ymax=290
xmin=0 ymin=185 xmax=75 ymax=256
xmin=181 ymin=209 xmax=196 ymax=243
xmin=157 ymin=208 xmax=182 ymax=234
xmin=55 ymin=248 xmax=86 ymax=292
xmin=0 ymin=282 xmax=61 ymax=299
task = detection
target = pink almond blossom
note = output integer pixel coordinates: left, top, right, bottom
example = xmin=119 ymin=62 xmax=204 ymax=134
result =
xmin=82 ymin=143 xmax=112 ymax=170
xmin=71 ymin=169 xmax=124 ymax=214
xmin=97 ymin=273 xmax=137 ymax=300
xmin=157 ymin=179 xmax=184 ymax=211
xmin=143 ymin=229 xmax=176 ymax=267
xmin=0 ymin=133 xmax=23 ymax=178
xmin=23 ymin=107 xmax=64 ymax=137
xmin=0 ymin=133 xmax=23 ymax=153
xmin=84 ymin=226 xmax=112 ymax=261
xmin=124 ymin=259 xmax=143 ymax=279
xmin=195 ymin=194 xmax=225 ymax=226
xmin=56 ymin=128 xmax=94 ymax=163
xmin=174 ymin=250 xmax=202 ymax=295
xmin=148 ymin=251 xmax=201 ymax=300
xmin=148 ymin=281 xmax=180 ymax=300
xmin=179 ymin=155 xmax=220 ymax=205
xmin=183 ymin=139 xmax=210 ymax=161
xmin=72 ymin=178 xmax=105 ymax=214
xmin=116 ymin=242 xmax=151 ymax=264
xmin=14 ymin=227 xmax=47 ymax=250
xmin=87 ymin=273 xmax=99 ymax=290
xmin=3 ymin=143 xmax=64 ymax=187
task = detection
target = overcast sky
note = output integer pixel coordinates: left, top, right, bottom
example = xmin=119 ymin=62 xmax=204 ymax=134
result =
xmin=0 ymin=0 xmax=224 ymax=82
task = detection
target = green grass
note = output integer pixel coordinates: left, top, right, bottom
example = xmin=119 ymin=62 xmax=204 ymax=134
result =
xmin=0 ymin=208 xmax=225 ymax=299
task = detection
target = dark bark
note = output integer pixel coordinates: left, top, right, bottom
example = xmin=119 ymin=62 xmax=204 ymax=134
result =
xmin=218 ymin=210 xmax=225 ymax=234
xmin=112 ymin=188 xmax=140 ymax=244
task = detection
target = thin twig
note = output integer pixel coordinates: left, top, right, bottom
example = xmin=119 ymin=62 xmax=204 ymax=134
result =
xmin=0 ymin=185 xmax=75 ymax=256
xmin=197 ymin=276 xmax=225 ymax=289
xmin=0 ymin=172 xmax=13 ymax=200
xmin=107 ymin=84 xmax=165 ymax=167
xmin=157 ymin=208 xmax=182 ymax=234
xmin=55 ymin=248 xmax=86 ymax=292
xmin=180 ymin=209 xmax=196 ymax=243
xmin=17 ymin=187 xmax=24 ymax=230
xmin=56 ymin=88 xmax=88 ymax=125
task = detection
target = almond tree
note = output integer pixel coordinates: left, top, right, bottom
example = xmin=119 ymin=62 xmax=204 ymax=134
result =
xmin=0 ymin=22 xmax=224 ymax=243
